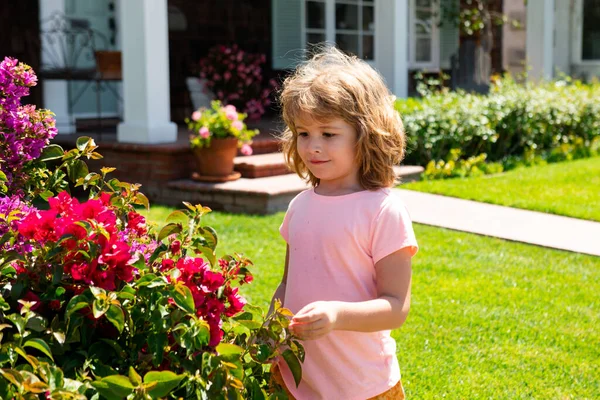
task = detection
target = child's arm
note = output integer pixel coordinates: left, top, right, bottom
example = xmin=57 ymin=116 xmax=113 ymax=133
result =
xmin=268 ymin=245 xmax=290 ymax=315
xmin=290 ymin=247 xmax=412 ymax=339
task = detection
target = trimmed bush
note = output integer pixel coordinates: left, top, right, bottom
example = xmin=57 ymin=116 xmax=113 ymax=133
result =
xmin=398 ymin=76 xmax=600 ymax=167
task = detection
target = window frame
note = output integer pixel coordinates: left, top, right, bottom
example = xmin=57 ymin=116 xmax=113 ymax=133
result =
xmin=572 ymin=0 xmax=600 ymax=64
xmin=301 ymin=0 xmax=376 ymax=63
xmin=408 ymin=0 xmax=440 ymax=70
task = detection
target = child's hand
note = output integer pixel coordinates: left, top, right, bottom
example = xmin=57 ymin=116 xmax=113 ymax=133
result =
xmin=289 ymin=301 xmax=338 ymax=340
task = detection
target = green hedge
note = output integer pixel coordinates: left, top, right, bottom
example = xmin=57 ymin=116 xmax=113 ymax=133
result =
xmin=397 ymin=77 xmax=600 ymax=167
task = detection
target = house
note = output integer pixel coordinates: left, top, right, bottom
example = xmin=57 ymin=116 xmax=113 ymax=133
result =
xmin=2 ymin=0 xmax=598 ymax=145
xmin=526 ymin=0 xmax=600 ymax=82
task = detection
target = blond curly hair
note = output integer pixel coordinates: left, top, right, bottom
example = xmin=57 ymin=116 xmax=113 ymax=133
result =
xmin=279 ymin=46 xmax=406 ymax=190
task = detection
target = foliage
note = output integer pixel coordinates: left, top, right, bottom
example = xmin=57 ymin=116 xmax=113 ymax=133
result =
xmin=0 ymin=58 xmax=302 ymax=399
xmin=398 ymin=75 xmax=600 ymax=173
xmin=186 ymin=100 xmax=259 ymax=155
xmin=422 ymin=148 xmax=503 ymax=180
xmin=437 ymin=0 xmax=523 ymax=37
xmin=198 ymin=44 xmax=277 ymax=121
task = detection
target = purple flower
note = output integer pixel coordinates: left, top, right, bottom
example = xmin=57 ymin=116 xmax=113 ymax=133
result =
xmin=0 ymin=57 xmax=57 ymax=196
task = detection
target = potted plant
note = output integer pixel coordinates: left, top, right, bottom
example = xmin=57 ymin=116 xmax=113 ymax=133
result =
xmin=186 ymin=100 xmax=258 ymax=182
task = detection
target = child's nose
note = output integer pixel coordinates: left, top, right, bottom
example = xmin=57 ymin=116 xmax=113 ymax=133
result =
xmin=308 ymin=138 xmax=323 ymax=153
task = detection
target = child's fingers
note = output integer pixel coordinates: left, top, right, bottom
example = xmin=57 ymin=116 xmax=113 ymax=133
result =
xmin=291 ymin=312 xmax=320 ymax=323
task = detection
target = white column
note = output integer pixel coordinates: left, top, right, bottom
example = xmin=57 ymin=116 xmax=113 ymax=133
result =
xmin=392 ymin=0 xmax=409 ymax=98
xmin=39 ymin=0 xmax=76 ymax=134
xmin=116 ymin=0 xmax=177 ymax=144
xmin=526 ymin=0 xmax=555 ymax=81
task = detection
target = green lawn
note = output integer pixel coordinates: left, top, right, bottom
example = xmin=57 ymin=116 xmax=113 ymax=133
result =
xmin=144 ymin=206 xmax=600 ymax=399
xmin=401 ymin=156 xmax=600 ymax=222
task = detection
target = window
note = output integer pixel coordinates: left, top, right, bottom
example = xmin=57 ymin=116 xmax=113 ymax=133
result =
xmin=582 ymin=0 xmax=600 ymax=60
xmin=409 ymin=0 xmax=439 ymax=69
xmin=304 ymin=0 xmax=375 ymax=61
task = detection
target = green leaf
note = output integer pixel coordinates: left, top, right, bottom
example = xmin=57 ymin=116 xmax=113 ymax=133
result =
xmin=0 ymin=170 xmax=7 ymax=182
xmin=171 ymin=284 xmax=195 ymax=314
xmin=76 ymin=136 xmax=93 ymax=151
xmin=39 ymin=190 xmax=54 ymax=201
xmin=135 ymin=193 xmax=150 ymax=211
xmin=23 ymin=338 xmax=54 ymax=361
xmin=105 ymin=305 xmax=124 ymax=333
xmin=216 ymin=343 xmax=244 ymax=356
xmin=5 ymin=314 xmax=26 ymax=335
xmin=166 ymin=210 xmax=188 ymax=225
xmin=158 ymin=223 xmax=182 ymax=242
xmin=93 ymin=299 xmax=109 ymax=319
xmin=0 ymin=368 xmax=24 ymax=386
xmin=235 ymin=319 xmax=262 ymax=330
xmin=101 ymin=167 xmax=116 ymax=176
xmin=92 ymin=375 xmax=135 ymax=399
xmin=255 ymin=344 xmax=272 ymax=362
xmin=143 ymin=371 xmax=185 ymax=399
xmin=66 ymin=302 xmax=89 ymax=318
xmin=89 ymin=286 xmax=105 ymax=299
xmin=67 ymin=160 xmax=89 ymax=182
xmin=282 ymin=349 xmax=302 ymax=388
xmin=201 ymin=226 xmax=218 ymax=249
xmin=39 ymin=144 xmax=64 ymax=162
xmin=148 ymin=332 xmax=167 ymax=366
xmin=197 ymin=245 xmax=216 ymax=267
xmin=128 ymin=366 xmax=142 ymax=386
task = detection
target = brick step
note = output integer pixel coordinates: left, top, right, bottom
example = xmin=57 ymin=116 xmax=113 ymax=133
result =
xmin=162 ymin=165 xmax=424 ymax=214
xmin=234 ymin=152 xmax=290 ymax=178
xmin=243 ymin=137 xmax=280 ymax=155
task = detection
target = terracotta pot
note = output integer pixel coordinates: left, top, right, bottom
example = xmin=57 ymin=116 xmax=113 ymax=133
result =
xmin=192 ymin=137 xmax=239 ymax=177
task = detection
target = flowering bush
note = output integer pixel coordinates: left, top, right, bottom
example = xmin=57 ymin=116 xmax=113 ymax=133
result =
xmin=0 ymin=57 xmax=57 ymax=196
xmin=187 ymin=100 xmax=258 ymax=156
xmin=0 ymin=58 xmax=302 ymax=399
xmin=198 ymin=44 xmax=277 ymax=120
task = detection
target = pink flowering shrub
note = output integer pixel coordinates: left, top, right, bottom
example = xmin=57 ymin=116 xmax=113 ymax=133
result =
xmin=0 ymin=58 xmax=302 ymax=399
xmin=186 ymin=100 xmax=258 ymax=154
xmin=0 ymin=57 xmax=57 ymax=196
xmin=199 ymin=44 xmax=278 ymax=120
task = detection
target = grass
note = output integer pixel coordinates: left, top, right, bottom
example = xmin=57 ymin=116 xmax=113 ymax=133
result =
xmin=400 ymin=156 xmax=600 ymax=222
xmin=143 ymin=206 xmax=600 ymax=399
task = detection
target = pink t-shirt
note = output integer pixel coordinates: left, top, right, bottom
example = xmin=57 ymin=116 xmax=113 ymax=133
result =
xmin=277 ymin=187 xmax=418 ymax=400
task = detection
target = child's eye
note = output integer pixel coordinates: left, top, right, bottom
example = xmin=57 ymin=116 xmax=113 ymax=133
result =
xmin=297 ymin=132 xmax=308 ymax=137
xmin=323 ymin=132 xmax=335 ymax=138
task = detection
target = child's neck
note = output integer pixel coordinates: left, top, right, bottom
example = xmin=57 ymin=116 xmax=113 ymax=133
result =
xmin=314 ymin=181 xmax=365 ymax=197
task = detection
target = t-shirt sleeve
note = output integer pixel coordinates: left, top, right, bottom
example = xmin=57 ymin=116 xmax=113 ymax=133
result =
xmin=371 ymin=194 xmax=419 ymax=264
xmin=280 ymin=193 xmax=300 ymax=243
xmin=279 ymin=208 xmax=291 ymax=243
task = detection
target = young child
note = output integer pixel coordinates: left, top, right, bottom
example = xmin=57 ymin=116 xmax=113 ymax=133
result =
xmin=270 ymin=46 xmax=419 ymax=400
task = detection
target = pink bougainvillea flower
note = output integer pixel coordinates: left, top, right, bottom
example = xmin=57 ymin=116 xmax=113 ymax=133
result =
xmin=199 ymin=126 xmax=210 ymax=139
xmin=48 ymin=191 xmax=79 ymax=215
xmin=208 ymin=317 xmax=223 ymax=347
xmin=224 ymin=287 xmax=246 ymax=317
xmin=200 ymin=270 xmax=225 ymax=293
xmin=240 ymin=144 xmax=253 ymax=156
xmin=127 ymin=211 xmax=147 ymax=235
xmin=191 ymin=111 xmax=202 ymax=121
xmin=170 ymin=240 xmax=181 ymax=254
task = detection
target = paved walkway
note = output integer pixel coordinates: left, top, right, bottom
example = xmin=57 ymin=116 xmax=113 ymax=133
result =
xmin=395 ymin=189 xmax=600 ymax=257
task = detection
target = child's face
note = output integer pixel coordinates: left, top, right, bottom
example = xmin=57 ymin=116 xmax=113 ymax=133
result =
xmin=295 ymin=116 xmax=360 ymax=190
